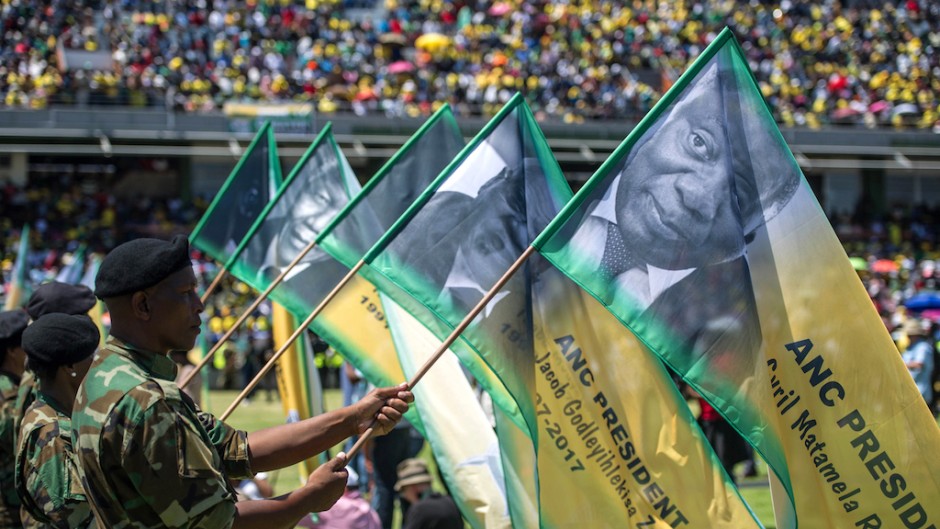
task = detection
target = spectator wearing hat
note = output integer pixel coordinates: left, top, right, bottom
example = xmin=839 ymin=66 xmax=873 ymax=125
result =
xmin=300 ymin=467 xmax=382 ymax=529
xmin=394 ymin=458 xmax=462 ymax=529
xmin=13 ymin=282 xmax=98 ymax=446
xmin=15 ymin=313 xmax=99 ymax=528
xmin=0 ymin=309 xmax=29 ymax=529
xmin=902 ymin=319 xmax=935 ymax=410
xmin=71 ymin=235 xmax=414 ymax=529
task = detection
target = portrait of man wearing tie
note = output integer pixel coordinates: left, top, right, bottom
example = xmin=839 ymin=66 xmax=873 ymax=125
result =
xmin=572 ymin=61 xmax=801 ymax=388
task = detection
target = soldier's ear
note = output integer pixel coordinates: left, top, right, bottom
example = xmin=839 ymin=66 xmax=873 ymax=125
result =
xmin=131 ymin=291 xmax=152 ymax=321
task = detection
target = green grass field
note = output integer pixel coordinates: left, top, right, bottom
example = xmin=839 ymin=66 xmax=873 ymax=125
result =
xmin=207 ymin=388 xmax=779 ymax=528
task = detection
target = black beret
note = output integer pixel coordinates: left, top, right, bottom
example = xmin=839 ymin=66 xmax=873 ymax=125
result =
xmin=26 ymin=282 xmax=97 ymax=320
xmin=22 ymin=313 xmax=99 ymax=367
xmin=95 ymin=235 xmax=192 ymax=299
xmin=0 ymin=310 xmax=29 ymax=341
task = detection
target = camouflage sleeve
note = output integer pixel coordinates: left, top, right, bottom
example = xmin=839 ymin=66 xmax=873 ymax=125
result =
xmin=13 ymin=372 xmax=36 ymax=435
xmin=196 ymin=410 xmax=253 ymax=480
xmin=17 ymin=423 xmax=93 ymax=529
xmin=117 ymin=398 xmax=237 ymax=528
xmin=0 ymin=393 xmax=21 ymax=520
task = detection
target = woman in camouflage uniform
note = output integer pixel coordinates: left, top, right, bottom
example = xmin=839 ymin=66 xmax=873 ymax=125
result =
xmin=15 ymin=313 xmax=98 ymax=529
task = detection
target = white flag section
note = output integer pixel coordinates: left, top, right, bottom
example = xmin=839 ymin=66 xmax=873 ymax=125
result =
xmin=383 ymin=294 xmax=519 ymax=529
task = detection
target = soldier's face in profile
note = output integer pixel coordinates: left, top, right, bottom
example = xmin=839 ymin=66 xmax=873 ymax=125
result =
xmin=615 ymin=67 xmax=744 ymax=271
xmin=275 ymin=179 xmax=347 ymax=266
xmin=145 ymin=267 xmax=205 ymax=352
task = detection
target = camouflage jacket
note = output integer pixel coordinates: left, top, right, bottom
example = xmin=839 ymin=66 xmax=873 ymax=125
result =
xmin=73 ymin=338 xmax=253 ymax=529
xmin=11 ymin=370 xmax=35 ymax=443
xmin=15 ymin=391 xmax=93 ymax=529
xmin=0 ymin=370 xmax=23 ymax=529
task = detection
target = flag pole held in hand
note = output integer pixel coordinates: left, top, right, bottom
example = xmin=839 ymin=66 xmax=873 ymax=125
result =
xmin=344 ymin=246 xmax=535 ymax=460
xmin=181 ymin=237 xmax=321 ymax=389
xmin=219 ymin=260 xmax=365 ymax=421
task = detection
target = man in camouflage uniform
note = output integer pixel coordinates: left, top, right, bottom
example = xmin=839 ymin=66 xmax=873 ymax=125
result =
xmin=16 ymin=313 xmax=99 ymax=529
xmin=73 ymin=236 xmax=414 ymax=528
xmin=0 ymin=310 xmax=28 ymax=529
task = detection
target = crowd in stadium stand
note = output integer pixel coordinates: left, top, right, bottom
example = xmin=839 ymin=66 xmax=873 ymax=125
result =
xmin=0 ymin=0 xmax=938 ymax=128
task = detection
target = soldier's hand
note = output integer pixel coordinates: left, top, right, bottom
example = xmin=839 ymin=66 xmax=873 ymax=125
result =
xmin=354 ymin=383 xmax=413 ymax=436
xmin=304 ymin=453 xmax=348 ymax=512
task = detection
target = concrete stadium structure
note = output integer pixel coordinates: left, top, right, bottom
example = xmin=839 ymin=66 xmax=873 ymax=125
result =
xmin=1 ymin=107 xmax=939 ymax=219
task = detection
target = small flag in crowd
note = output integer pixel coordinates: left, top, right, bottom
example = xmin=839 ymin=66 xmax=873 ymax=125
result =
xmin=55 ymin=244 xmax=86 ymax=285
xmin=4 ymin=225 xmax=30 ymax=310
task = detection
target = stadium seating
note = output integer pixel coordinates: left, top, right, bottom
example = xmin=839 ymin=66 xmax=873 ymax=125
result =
xmin=0 ymin=0 xmax=936 ymax=129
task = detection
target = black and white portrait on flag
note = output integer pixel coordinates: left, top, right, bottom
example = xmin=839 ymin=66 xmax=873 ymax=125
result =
xmin=567 ymin=58 xmax=802 ymax=389
xmin=193 ymin=136 xmax=275 ymax=261
xmin=236 ymin=141 xmax=367 ymax=314
xmin=383 ymin=115 xmax=557 ymax=321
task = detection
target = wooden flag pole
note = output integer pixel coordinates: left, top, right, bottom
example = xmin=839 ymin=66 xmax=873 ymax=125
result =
xmin=345 ymin=245 xmax=536 ymax=460
xmin=220 ymin=260 xmax=366 ymax=421
xmin=181 ymin=238 xmax=321 ymax=389
xmin=200 ymin=268 xmax=229 ymax=304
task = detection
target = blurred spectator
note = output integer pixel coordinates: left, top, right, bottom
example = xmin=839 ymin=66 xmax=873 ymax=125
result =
xmin=232 ymin=472 xmax=275 ymax=502
xmin=394 ymin=458 xmax=462 ymax=529
xmin=371 ymin=420 xmax=425 ymax=529
xmin=342 ymin=361 xmax=371 ymax=493
xmin=901 ymin=318 xmax=935 ymax=409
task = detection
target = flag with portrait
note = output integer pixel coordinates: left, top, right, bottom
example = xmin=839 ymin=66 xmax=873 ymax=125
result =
xmin=190 ymin=122 xmax=282 ymax=264
xmin=534 ymin=28 xmax=940 ymax=528
xmin=226 ymin=123 xmax=364 ymax=320
xmin=356 ymin=94 xmax=757 ymax=527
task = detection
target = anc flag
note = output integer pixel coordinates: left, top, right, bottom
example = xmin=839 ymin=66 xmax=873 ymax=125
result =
xmin=272 ymin=302 xmax=322 ymax=479
xmin=80 ymin=253 xmax=107 ymax=347
xmin=190 ymin=122 xmax=282 ymax=264
xmin=226 ymin=123 xmax=353 ymax=308
xmin=384 ymin=296 xmax=521 ymax=528
xmin=4 ymin=225 xmax=30 ymax=310
xmin=356 ymin=94 xmax=757 ymax=527
xmin=55 ymin=244 xmax=86 ymax=285
xmin=535 ymin=28 xmax=940 ymax=528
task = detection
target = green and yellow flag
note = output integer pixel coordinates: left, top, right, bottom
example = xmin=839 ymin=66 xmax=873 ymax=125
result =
xmin=383 ymin=297 xmax=522 ymax=528
xmin=535 ymin=28 xmax=940 ymax=528
xmin=355 ymin=94 xmax=758 ymax=527
xmin=190 ymin=122 xmax=282 ymax=264
xmin=80 ymin=253 xmax=107 ymax=347
xmin=55 ymin=244 xmax=86 ymax=285
xmin=272 ymin=302 xmax=322 ymax=479
xmin=356 ymin=95 xmax=561 ymax=439
xmin=4 ymin=225 xmax=30 ymax=310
